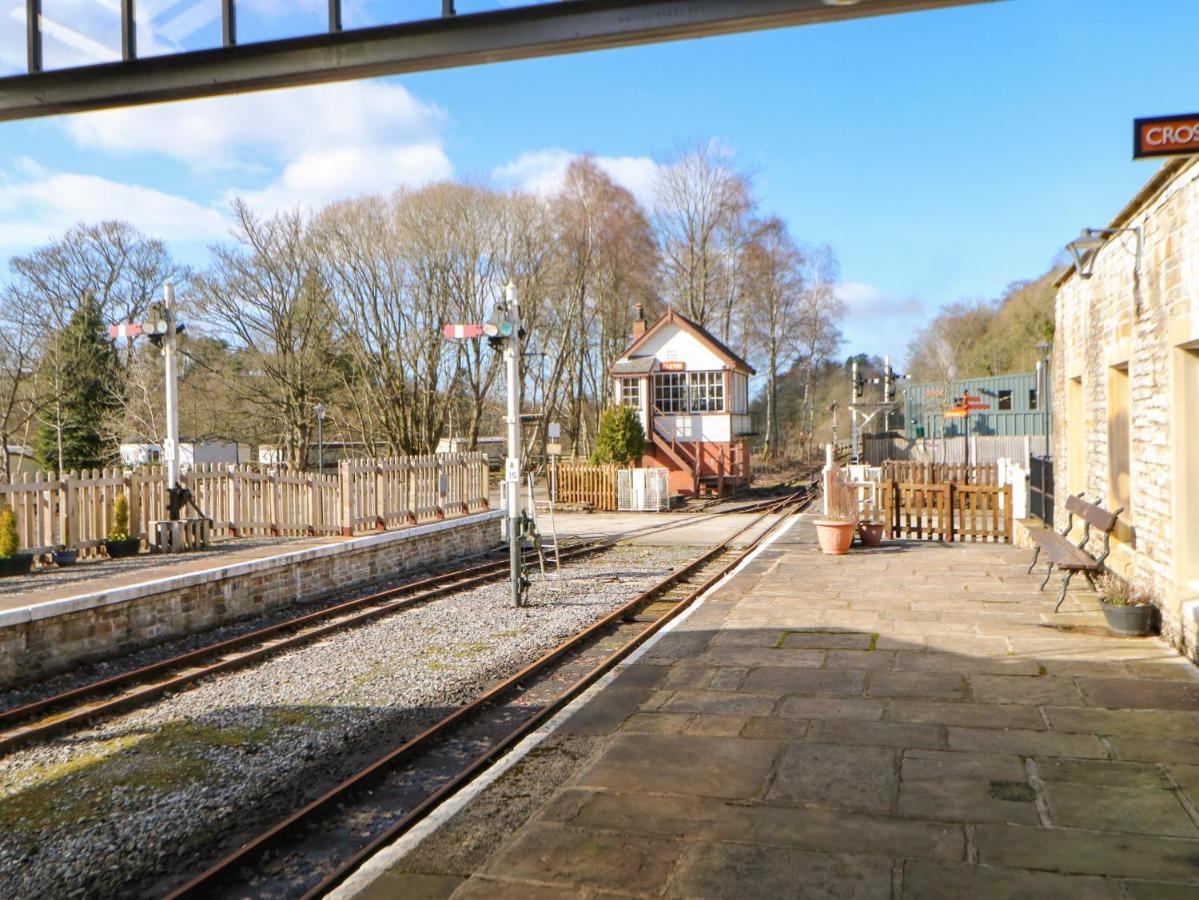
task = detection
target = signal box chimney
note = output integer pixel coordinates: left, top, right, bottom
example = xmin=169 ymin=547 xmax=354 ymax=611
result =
xmin=632 ymin=303 xmax=647 ymax=337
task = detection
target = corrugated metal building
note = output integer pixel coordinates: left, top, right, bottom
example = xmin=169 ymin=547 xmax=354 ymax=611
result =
xmin=903 ymin=372 xmax=1050 ymax=439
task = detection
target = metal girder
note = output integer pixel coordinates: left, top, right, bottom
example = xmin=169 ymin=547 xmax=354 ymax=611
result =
xmin=0 ymin=0 xmax=1000 ymax=122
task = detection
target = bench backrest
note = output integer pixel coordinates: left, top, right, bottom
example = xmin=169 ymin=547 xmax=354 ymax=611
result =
xmin=1065 ymin=494 xmax=1119 ymax=533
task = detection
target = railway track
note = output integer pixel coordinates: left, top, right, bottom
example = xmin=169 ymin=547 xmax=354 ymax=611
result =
xmin=162 ymin=487 xmax=813 ymax=899
xmin=0 ymin=492 xmax=803 ymax=755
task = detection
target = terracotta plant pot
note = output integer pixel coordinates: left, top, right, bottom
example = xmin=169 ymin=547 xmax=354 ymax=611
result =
xmin=859 ymin=522 xmax=885 ymax=547
xmin=1100 ymin=600 xmax=1157 ymax=637
xmin=814 ymin=520 xmax=856 ymax=555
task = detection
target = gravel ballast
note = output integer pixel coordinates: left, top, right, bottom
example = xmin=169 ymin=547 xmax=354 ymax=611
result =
xmin=0 ymin=543 xmax=697 ymax=899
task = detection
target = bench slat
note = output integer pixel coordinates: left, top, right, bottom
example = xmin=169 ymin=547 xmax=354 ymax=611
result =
xmin=1028 ymin=530 xmax=1099 ymax=569
xmin=1065 ymin=494 xmax=1119 ymax=533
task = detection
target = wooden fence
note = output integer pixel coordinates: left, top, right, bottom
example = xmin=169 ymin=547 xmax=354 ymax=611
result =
xmin=0 ymin=452 xmax=489 ymax=557
xmin=882 ymin=461 xmax=999 ymax=485
xmin=880 ymin=481 xmax=1012 ymax=543
xmin=555 ymin=463 xmax=620 ymax=511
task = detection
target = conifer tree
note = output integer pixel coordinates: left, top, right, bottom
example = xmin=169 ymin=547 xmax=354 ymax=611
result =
xmin=33 ymin=294 xmax=121 ymax=473
xmin=591 ymin=406 xmax=645 ymax=465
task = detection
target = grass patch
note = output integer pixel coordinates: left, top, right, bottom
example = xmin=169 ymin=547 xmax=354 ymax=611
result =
xmin=0 ymin=708 xmax=329 ymax=834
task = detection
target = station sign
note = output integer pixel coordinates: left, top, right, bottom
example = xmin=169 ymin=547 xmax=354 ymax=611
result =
xmin=1134 ymin=113 xmax=1199 ymax=159
xmin=660 ymin=361 xmax=686 ymax=372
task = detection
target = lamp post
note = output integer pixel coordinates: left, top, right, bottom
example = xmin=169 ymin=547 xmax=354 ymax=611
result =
xmin=313 ymin=403 xmax=326 ymax=476
xmin=1035 ymin=340 xmax=1052 ymax=458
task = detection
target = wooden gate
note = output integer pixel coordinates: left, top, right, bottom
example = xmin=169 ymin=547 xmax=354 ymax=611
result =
xmin=881 ymin=481 xmax=1012 ymax=543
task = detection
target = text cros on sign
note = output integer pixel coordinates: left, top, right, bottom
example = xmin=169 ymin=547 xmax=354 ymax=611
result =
xmin=1134 ymin=113 xmax=1199 ymax=159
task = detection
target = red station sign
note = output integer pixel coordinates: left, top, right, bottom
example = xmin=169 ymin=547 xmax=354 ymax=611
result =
xmin=1134 ymin=113 xmax=1199 ymax=160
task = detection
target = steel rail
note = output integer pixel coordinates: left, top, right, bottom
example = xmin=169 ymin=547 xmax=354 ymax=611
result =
xmin=0 ymin=493 xmax=802 ymax=754
xmin=164 ymin=486 xmax=813 ymax=899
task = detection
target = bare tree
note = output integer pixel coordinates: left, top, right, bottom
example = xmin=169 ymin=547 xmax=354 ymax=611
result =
xmin=743 ymin=217 xmax=805 ymax=459
xmin=654 ymin=141 xmax=753 ymax=331
xmin=0 ymin=288 xmax=41 ymax=479
xmin=795 ymin=244 xmax=844 ymax=458
xmin=193 ymin=200 xmax=339 ymax=470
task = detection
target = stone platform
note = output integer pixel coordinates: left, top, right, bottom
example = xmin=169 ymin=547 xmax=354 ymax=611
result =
xmin=338 ymin=515 xmax=1199 ymax=899
xmin=0 ymin=511 xmax=501 ymax=689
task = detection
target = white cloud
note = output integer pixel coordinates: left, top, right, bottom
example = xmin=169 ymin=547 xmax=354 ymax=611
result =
xmin=836 ymin=282 xmax=924 ymax=320
xmin=61 ymin=79 xmax=453 ymax=211
xmin=0 ymin=161 xmax=227 ymax=252
xmin=494 ymin=148 xmax=661 ymax=209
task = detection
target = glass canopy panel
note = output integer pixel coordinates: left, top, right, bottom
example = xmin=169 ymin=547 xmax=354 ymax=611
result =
xmin=342 ymin=0 xmax=550 ymax=30
xmin=236 ymin=0 xmax=326 ymax=43
xmin=0 ymin=1 xmax=24 ymax=75
xmin=40 ymin=0 xmax=121 ymax=70
xmin=137 ymin=0 xmax=223 ymax=59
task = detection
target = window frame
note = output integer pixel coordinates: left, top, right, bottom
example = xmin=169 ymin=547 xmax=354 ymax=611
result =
xmin=652 ymin=370 xmax=727 ymax=414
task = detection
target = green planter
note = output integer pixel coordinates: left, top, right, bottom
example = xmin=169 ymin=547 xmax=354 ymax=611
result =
xmin=104 ymin=538 xmax=141 ymax=559
xmin=1101 ymin=601 xmax=1157 ymax=637
xmin=0 ymin=553 xmax=34 ymax=576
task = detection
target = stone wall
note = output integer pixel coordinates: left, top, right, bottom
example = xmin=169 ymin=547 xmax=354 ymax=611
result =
xmin=1054 ymin=157 xmax=1199 ymax=661
xmin=0 ymin=511 xmax=502 ymax=690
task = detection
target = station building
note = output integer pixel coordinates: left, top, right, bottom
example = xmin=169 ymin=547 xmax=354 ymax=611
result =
xmin=1053 ymin=155 xmax=1199 ymax=661
xmin=611 ymin=306 xmax=756 ymax=496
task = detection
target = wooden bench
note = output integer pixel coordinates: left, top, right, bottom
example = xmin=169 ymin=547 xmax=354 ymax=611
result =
xmin=1026 ymin=494 xmax=1122 ymax=612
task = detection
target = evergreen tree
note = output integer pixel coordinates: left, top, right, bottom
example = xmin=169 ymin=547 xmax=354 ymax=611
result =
xmin=33 ymin=294 xmax=121 ymax=473
xmin=591 ymin=406 xmax=645 ymax=465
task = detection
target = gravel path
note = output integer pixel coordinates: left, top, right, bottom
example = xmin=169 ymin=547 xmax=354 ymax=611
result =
xmin=0 ymin=544 xmax=696 ymax=899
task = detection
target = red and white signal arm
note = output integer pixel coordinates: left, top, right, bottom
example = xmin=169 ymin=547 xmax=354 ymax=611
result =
xmin=108 ymin=323 xmax=143 ymax=339
xmin=443 ymin=324 xmax=484 ymax=339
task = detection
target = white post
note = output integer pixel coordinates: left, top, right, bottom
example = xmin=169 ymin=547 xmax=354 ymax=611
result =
xmin=504 ymin=282 xmax=524 ymax=608
xmin=163 ymin=283 xmax=182 ymax=518
xmin=823 ymin=442 xmax=834 ymax=517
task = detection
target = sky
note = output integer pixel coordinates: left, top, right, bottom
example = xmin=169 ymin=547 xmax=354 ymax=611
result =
xmin=1 ymin=0 xmax=1197 ymax=368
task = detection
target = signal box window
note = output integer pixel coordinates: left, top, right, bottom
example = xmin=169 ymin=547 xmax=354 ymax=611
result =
xmin=620 ymin=378 xmax=641 ymax=409
xmin=997 ymin=389 xmax=1013 ymax=410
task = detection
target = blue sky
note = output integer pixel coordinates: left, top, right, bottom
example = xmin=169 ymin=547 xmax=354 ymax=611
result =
xmin=1 ymin=0 xmax=1197 ymax=366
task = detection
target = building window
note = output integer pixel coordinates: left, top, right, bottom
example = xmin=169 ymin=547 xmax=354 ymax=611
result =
xmin=652 ymin=371 xmax=726 ymax=414
xmin=1029 ymin=388 xmax=1038 ymax=410
xmin=653 ymin=372 xmax=687 ymax=413
xmin=690 ymin=371 xmax=725 ymax=412
xmin=1108 ymin=364 xmax=1131 ymax=518
xmin=997 ymin=389 xmax=1012 ymax=411
xmin=620 ymin=378 xmax=641 ymax=409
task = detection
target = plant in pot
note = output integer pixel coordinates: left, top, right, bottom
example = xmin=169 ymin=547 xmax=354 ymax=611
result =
xmin=1097 ymin=573 xmax=1157 ymax=637
xmin=103 ymin=495 xmax=140 ymax=559
xmin=51 ymin=544 xmax=78 ymax=566
xmin=0 ymin=505 xmax=33 ymax=576
xmin=859 ymin=516 xmax=885 ymax=547
xmin=814 ymin=480 xmax=859 ymax=555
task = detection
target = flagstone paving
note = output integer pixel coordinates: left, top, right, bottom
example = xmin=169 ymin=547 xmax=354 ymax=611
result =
xmin=354 ymin=517 xmax=1199 ymax=899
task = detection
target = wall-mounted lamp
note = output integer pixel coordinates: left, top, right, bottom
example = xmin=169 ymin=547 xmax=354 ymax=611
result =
xmin=1065 ymin=227 xmax=1143 ymax=280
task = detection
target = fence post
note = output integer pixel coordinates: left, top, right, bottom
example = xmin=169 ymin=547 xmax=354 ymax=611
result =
xmin=228 ymin=466 xmax=241 ymax=537
xmin=435 ymin=456 xmax=446 ymax=519
xmin=269 ymin=470 xmax=280 ymax=536
xmin=339 ymin=460 xmax=353 ymax=536
xmin=947 ymin=483 xmax=956 ymax=543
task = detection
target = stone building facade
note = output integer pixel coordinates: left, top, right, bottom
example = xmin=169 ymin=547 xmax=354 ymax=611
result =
xmin=1054 ymin=157 xmax=1199 ymax=661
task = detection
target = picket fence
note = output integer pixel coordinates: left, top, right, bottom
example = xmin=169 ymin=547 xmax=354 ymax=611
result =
xmin=0 ymin=452 xmax=489 ymax=558
xmin=881 ymin=461 xmax=999 ymax=486
xmin=555 ymin=463 xmax=621 ymax=511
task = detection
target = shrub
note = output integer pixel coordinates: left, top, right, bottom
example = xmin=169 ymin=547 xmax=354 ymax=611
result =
xmin=0 ymin=506 xmax=18 ymax=558
xmin=108 ymin=494 xmax=130 ymax=542
xmin=591 ymin=406 xmax=645 ymax=466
